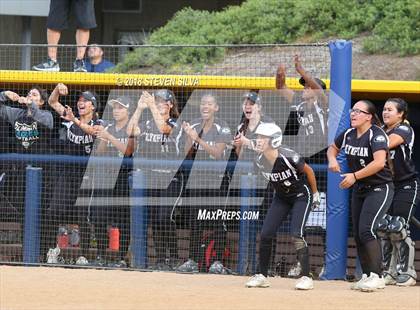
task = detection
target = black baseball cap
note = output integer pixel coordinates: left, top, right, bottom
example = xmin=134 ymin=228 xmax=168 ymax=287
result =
xmin=299 ymin=77 xmax=326 ymax=90
xmin=243 ymin=91 xmax=261 ymax=104
xmin=108 ymin=96 xmax=130 ymax=109
xmin=80 ymin=91 xmax=98 ymax=107
xmin=155 ymin=89 xmax=175 ymax=103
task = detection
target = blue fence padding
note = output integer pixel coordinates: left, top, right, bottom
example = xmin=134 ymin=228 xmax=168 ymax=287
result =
xmin=130 ymin=170 xmax=148 ymax=269
xmin=237 ymin=174 xmax=257 ymax=275
xmin=324 ymin=40 xmax=352 ymax=280
xmin=23 ymin=166 xmax=42 ymax=264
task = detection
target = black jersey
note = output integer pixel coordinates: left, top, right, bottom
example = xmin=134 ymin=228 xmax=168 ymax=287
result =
xmin=237 ymin=115 xmax=274 ymax=161
xmin=334 ymin=125 xmax=393 ymax=185
xmin=138 ymin=118 xmax=182 ymax=159
xmin=255 ymin=146 xmax=307 ymax=195
xmin=387 ymin=123 xmax=417 ymax=182
xmin=59 ymin=119 xmax=100 ymax=155
xmin=103 ymin=122 xmax=131 ymax=158
xmin=188 ymin=117 xmax=232 ymax=160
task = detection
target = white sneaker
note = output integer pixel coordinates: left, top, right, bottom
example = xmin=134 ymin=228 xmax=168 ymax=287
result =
xmin=396 ymin=275 xmax=416 ymax=287
xmin=359 ymin=272 xmax=385 ymax=292
xmin=384 ymin=274 xmax=396 ymax=285
xmin=245 ymin=274 xmax=270 ymax=288
xmin=288 ymin=261 xmax=302 ymax=277
xmin=295 ymin=276 xmax=314 ymax=290
xmin=46 ymin=247 xmax=60 ymax=264
xmin=350 ymin=274 xmax=368 ymax=290
xmin=76 ymin=256 xmax=89 ymax=265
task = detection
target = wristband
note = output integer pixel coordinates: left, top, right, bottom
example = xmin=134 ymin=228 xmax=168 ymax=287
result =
xmin=353 ymin=173 xmax=357 ymax=180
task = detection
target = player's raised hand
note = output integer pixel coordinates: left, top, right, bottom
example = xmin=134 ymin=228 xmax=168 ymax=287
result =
xmin=275 ymin=64 xmax=286 ymax=89
xmin=4 ymin=91 xmax=20 ymax=102
xmin=56 ymin=83 xmax=68 ymax=96
xmin=294 ymin=54 xmax=304 ymax=75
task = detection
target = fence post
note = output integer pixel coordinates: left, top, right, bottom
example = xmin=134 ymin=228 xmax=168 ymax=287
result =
xmin=130 ymin=170 xmax=148 ymax=268
xmin=23 ymin=166 xmax=42 ymax=264
xmin=324 ymin=40 xmax=352 ymax=279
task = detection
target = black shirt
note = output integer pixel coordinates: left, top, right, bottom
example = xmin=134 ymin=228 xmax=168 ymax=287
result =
xmin=187 ymin=117 xmax=232 ymax=160
xmin=138 ymin=118 xmax=182 ymax=159
xmin=58 ymin=119 xmax=100 ymax=155
xmin=334 ymin=125 xmax=393 ymax=186
xmin=386 ymin=123 xmax=417 ymax=183
xmin=254 ymin=146 xmax=307 ymax=195
xmin=103 ymin=122 xmax=131 ymax=158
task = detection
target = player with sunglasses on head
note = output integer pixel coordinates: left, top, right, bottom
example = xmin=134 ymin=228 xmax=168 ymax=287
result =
xmin=327 ymin=100 xmax=394 ymax=292
xmin=245 ymin=122 xmax=320 ymax=290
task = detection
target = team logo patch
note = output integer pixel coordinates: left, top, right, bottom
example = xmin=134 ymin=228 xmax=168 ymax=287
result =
xmin=374 ymin=135 xmax=386 ymax=142
xmin=293 ymin=154 xmax=300 ymax=164
xmin=373 ymin=187 xmax=382 ymax=192
xmin=399 ymin=125 xmax=409 ymax=131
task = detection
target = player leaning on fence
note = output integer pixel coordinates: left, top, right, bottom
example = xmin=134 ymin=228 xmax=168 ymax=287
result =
xmin=43 ymin=83 xmax=103 ymax=264
xmin=127 ymin=90 xmax=183 ymax=270
xmin=245 ymin=122 xmax=320 ymax=290
xmin=377 ymin=98 xmax=418 ymax=287
xmin=327 ymin=100 xmax=394 ymax=292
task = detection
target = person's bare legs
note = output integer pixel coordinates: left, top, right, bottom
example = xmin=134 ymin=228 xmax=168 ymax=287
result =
xmin=76 ymin=29 xmax=90 ymax=60
xmin=47 ymin=28 xmax=61 ymax=62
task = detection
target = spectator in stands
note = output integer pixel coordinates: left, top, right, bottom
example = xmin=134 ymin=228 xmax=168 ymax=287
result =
xmin=93 ymin=96 xmax=135 ymax=267
xmin=33 ymin=0 xmax=96 ymax=72
xmin=176 ymin=93 xmax=232 ymax=274
xmin=85 ymin=44 xmax=115 ymax=73
xmin=127 ymin=90 xmax=183 ymax=270
xmin=43 ymin=83 xmax=103 ymax=265
xmin=276 ymin=55 xmax=328 ymax=158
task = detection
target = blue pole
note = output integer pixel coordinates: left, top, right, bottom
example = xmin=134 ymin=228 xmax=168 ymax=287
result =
xmin=130 ymin=170 xmax=148 ymax=268
xmin=324 ymin=40 xmax=352 ymax=279
xmin=237 ymin=174 xmax=256 ymax=275
xmin=23 ymin=166 xmax=42 ymax=264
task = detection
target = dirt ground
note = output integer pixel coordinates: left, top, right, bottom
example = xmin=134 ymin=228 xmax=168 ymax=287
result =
xmin=1 ymin=265 xmax=419 ymax=310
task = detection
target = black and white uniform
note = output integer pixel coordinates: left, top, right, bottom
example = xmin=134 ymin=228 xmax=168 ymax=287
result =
xmin=379 ymin=122 xmax=418 ymax=281
xmin=137 ymin=117 xmax=183 ymax=265
xmin=45 ymin=117 xmax=103 ymax=256
xmin=285 ymin=95 xmax=328 ymax=159
xmin=255 ymin=147 xmax=312 ymax=277
xmin=387 ymin=123 xmax=419 ymax=220
xmin=236 ymin=115 xmax=274 ymax=161
xmin=334 ymin=125 xmax=394 ymax=275
xmin=92 ymin=122 xmax=132 ymax=261
xmin=184 ymin=117 xmax=232 ymax=268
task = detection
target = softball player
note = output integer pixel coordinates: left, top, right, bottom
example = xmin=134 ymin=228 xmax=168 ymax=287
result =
xmin=378 ymin=98 xmax=418 ymax=286
xmin=177 ymin=93 xmax=232 ymax=273
xmin=127 ymin=90 xmax=183 ymax=270
xmin=327 ymin=100 xmax=394 ymax=292
xmin=233 ymin=91 xmax=274 ymax=161
xmin=45 ymin=83 xmax=103 ymax=263
xmin=245 ymin=123 xmax=320 ymax=290
xmin=94 ymin=96 xmax=135 ymax=266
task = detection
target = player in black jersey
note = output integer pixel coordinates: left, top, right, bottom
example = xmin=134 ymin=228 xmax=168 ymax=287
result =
xmin=327 ymin=100 xmax=394 ymax=292
xmin=276 ymin=55 xmax=328 ymax=158
xmin=127 ymin=89 xmax=182 ymax=270
xmin=377 ymin=98 xmax=418 ymax=286
xmin=93 ymin=96 xmax=135 ymax=267
xmin=233 ymin=91 xmax=274 ymax=161
xmin=245 ymin=123 xmax=320 ymax=290
xmin=44 ymin=83 xmax=103 ymax=264
xmin=176 ymin=93 xmax=232 ymax=273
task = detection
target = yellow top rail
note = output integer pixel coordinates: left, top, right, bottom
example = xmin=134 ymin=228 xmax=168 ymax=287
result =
xmin=0 ymin=70 xmax=418 ymax=94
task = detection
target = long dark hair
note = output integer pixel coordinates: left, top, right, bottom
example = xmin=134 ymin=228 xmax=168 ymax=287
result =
xmin=361 ymin=100 xmax=382 ymax=126
xmin=386 ymin=98 xmax=408 ymax=122
xmin=30 ymin=85 xmax=48 ymax=103
xmin=155 ymin=89 xmax=179 ymax=119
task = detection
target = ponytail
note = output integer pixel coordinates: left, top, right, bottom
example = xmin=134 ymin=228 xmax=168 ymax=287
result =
xmin=361 ymin=100 xmax=382 ymax=126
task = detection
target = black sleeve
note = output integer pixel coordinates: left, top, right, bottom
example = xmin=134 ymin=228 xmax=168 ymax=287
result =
xmin=393 ymin=124 xmax=412 ymax=145
xmin=334 ymin=131 xmax=346 ymax=149
xmin=290 ymin=152 xmax=305 ymax=174
xmin=371 ymin=130 xmax=389 ymax=153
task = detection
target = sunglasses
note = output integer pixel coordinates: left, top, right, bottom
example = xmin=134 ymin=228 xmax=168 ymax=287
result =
xmin=349 ymin=108 xmax=370 ymax=115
